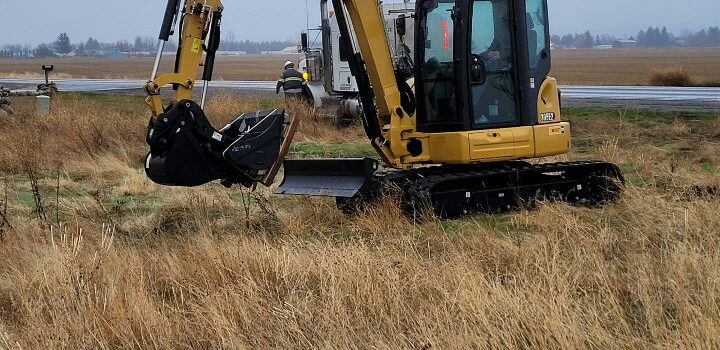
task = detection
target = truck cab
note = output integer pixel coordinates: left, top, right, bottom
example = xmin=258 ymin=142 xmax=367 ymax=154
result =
xmin=300 ymin=1 xmax=416 ymax=120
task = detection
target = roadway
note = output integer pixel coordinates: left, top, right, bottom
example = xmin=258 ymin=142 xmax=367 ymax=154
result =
xmin=1 ymin=78 xmax=719 ymax=112
xmin=0 ymin=78 xmax=277 ymax=92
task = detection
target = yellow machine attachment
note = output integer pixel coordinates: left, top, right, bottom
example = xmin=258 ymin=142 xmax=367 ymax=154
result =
xmin=143 ymin=0 xmax=298 ymax=188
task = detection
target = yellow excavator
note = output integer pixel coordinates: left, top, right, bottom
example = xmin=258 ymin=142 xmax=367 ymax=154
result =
xmin=144 ymin=0 xmax=623 ymax=218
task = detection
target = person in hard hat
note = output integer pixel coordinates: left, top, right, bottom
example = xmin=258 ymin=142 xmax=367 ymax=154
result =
xmin=276 ymin=61 xmax=310 ymax=103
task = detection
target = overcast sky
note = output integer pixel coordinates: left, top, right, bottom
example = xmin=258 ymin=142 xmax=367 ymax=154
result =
xmin=0 ymin=0 xmax=718 ymax=46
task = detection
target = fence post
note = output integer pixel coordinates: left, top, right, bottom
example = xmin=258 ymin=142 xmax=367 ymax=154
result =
xmin=36 ymin=96 xmax=51 ymax=115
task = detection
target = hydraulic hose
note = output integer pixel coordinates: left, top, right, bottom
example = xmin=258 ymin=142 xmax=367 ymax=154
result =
xmin=159 ymin=0 xmax=181 ymax=40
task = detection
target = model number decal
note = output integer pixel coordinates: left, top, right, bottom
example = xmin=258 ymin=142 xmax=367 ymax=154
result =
xmin=540 ymin=112 xmax=556 ymax=122
xmin=549 ymin=125 xmax=566 ymax=135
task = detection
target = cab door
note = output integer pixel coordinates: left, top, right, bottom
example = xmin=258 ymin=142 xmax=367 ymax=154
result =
xmin=464 ymin=0 xmax=530 ymax=161
xmin=515 ymin=0 xmax=552 ymax=124
xmin=415 ymin=0 xmax=463 ymax=133
xmin=467 ymin=0 xmax=521 ymax=130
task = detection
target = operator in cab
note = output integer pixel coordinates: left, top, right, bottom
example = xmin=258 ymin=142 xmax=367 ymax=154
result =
xmin=471 ymin=0 xmax=516 ymax=126
xmin=276 ymin=61 xmax=311 ymax=106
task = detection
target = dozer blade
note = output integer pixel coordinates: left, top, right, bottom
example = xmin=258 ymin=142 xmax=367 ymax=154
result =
xmin=276 ymin=158 xmax=379 ymax=198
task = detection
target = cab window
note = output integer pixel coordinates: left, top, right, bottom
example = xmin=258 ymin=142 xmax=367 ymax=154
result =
xmin=525 ymin=0 xmax=548 ymax=70
xmin=339 ymin=35 xmax=350 ymax=62
xmin=419 ymin=0 xmax=458 ymax=125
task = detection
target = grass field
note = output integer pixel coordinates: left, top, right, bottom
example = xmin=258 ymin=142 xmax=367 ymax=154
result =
xmin=0 ymin=54 xmax=301 ymax=81
xmin=0 ymin=93 xmax=719 ymax=348
xmin=1 ymin=49 xmax=720 ymax=86
xmin=552 ymin=48 xmax=720 ymax=86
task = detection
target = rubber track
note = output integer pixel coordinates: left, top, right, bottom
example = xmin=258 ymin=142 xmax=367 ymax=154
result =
xmin=373 ymin=161 xmax=624 ymax=218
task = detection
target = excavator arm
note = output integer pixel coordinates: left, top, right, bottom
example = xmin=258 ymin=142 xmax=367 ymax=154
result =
xmin=329 ymin=0 xmax=420 ymax=168
xmin=143 ymin=0 xmax=298 ymax=188
xmin=142 ymin=0 xmax=408 ymax=192
xmin=145 ymin=0 xmax=222 ymax=114
xmin=276 ymin=0 xmax=430 ymax=198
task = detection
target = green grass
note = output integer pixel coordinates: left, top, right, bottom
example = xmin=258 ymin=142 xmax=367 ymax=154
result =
xmin=109 ymin=194 xmax=161 ymax=217
xmin=290 ymin=142 xmax=376 ymax=158
xmin=12 ymin=191 xmax=37 ymax=209
xmin=701 ymin=160 xmax=715 ymax=173
xmin=619 ymin=163 xmax=646 ymax=188
xmin=566 ymin=108 xmax=718 ymax=126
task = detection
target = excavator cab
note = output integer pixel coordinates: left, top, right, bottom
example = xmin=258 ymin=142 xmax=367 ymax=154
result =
xmin=409 ymin=0 xmax=571 ymax=165
xmin=416 ymin=0 xmax=552 ymax=133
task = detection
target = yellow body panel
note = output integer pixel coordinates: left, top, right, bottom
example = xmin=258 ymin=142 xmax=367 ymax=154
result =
xmin=425 ymin=133 xmax=469 ymax=164
xmin=419 ymin=122 xmax=569 ymax=164
xmin=533 ymin=122 xmax=571 ymax=157
xmin=509 ymin=127 xmax=536 ymax=159
xmin=537 ymin=77 xmax=562 ymax=124
xmin=410 ymin=76 xmax=568 ymax=165
xmin=469 ymin=129 xmax=516 ymax=160
xmin=534 ymin=76 xmax=571 ymax=157
xmin=421 ymin=74 xmax=569 ymax=164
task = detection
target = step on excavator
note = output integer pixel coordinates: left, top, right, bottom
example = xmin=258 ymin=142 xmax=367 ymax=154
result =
xmin=144 ymin=0 xmax=624 ymax=218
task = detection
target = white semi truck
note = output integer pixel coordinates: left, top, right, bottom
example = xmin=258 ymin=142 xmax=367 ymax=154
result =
xmin=300 ymin=0 xmax=416 ymax=123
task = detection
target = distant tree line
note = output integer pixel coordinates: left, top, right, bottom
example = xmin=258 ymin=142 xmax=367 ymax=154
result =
xmin=552 ymin=31 xmax=597 ymax=49
xmin=220 ymin=39 xmax=295 ymax=54
xmin=0 ymin=45 xmax=33 ymax=59
xmin=2 ymin=25 xmax=719 ymax=60
xmin=551 ymin=26 xmax=720 ymax=49
xmin=686 ymin=27 xmax=720 ymax=47
xmin=0 ymin=33 xmax=164 ymax=59
xmin=1 ymin=33 xmax=297 ymax=59
xmin=637 ymin=27 xmax=673 ymax=47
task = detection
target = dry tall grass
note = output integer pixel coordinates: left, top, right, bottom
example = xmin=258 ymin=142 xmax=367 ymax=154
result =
xmin=552 ymin=48 xmax=720 ymax=86
xmin=650 ymin=69 xmax=694 ymax=87
xmin=0 ymin=55 xmax=301 ymax=81
xmin=650 ymin=69 xmax=720 ymax=87
xmin=0 ymin=95 xmax=719 ymax=348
